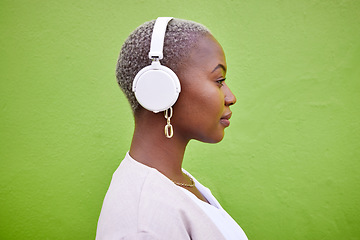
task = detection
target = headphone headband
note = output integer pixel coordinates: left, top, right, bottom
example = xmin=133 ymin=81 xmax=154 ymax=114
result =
xmin=148 ymin=17 xmax=173 ymax=60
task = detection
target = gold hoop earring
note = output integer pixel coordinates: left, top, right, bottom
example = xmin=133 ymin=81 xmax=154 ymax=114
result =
xmin=164 ymin=107 xmax=173 ymax=138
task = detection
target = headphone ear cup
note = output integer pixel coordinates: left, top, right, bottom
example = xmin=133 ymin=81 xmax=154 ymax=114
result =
xmin=132 ymin=64 xmax=181 ymax=113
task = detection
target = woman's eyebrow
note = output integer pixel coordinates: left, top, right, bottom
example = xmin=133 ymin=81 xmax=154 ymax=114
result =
xmin=211 ymin=64 xmax=227 ymax=73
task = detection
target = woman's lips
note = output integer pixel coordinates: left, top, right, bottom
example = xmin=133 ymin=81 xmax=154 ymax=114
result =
xmin=220 ymin=112 xmax=232 ymax=127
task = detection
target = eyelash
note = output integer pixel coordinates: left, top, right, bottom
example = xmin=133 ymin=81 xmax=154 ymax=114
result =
xmin=216 ymin=78 xmax=226 ymax=87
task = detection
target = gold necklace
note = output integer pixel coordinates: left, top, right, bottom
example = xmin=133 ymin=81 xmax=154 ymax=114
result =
xmin=172 ymin=173 xmax=195 ymax=188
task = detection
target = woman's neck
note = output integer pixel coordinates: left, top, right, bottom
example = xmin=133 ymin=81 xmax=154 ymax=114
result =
xmin=129 ymin=111 xmax=189 ymax=179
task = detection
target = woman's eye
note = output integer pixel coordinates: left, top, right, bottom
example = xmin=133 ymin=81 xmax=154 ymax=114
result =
xmin=216 ymin=78 xmax=226 ymax=87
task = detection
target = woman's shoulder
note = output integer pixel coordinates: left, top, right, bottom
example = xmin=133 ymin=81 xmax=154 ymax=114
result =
xmin=96 ymin=153 xmax=226 ymax=240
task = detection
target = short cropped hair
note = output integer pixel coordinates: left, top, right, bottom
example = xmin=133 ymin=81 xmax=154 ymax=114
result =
xmin=116 ymin=18 xmax=210 ymax=112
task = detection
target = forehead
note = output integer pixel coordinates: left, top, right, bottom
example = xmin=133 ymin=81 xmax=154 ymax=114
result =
xmin=186 ymin=34 xmax=226 ymax=71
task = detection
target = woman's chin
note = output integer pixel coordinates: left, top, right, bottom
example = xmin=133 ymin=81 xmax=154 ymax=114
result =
xmin=196 ymin=131 xmax=225 ymax=144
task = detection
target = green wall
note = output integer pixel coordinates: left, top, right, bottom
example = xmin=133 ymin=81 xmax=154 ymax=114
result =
xmin=1 ymin=1 xmax=359 ymax=239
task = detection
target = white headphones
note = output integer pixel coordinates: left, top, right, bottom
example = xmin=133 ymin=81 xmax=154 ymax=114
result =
xmin=132 ymin=17 xmax=181 ymax=113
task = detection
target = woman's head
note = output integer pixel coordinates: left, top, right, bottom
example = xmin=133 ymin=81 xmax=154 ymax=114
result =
xmin=116 ymin=18 xmax=210 ymax=112
xmin=117 ymin=18 xmax=236 ymax=143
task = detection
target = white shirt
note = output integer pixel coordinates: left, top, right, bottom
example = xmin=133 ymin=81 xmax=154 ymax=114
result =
xmin=96 ymin=152 xmax=248 ymax=240
xmin=180 ymin=170 xmax=248 ymax=240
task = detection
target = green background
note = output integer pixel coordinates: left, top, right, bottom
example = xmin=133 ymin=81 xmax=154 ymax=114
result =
xmin=1 ymin=0 xmax=359 ymax=239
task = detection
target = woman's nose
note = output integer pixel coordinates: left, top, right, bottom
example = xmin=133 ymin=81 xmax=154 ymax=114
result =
xmin=224 ymin=84 xmax=237 ymax=106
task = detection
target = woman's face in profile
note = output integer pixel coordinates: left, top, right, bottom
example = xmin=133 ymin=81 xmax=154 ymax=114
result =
xmin=172 ymin=34 xmax=237 ymax=143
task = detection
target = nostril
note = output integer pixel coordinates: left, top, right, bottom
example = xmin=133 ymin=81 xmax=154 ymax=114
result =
xmin=226 ymin=101 xmax=235 ymax=107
